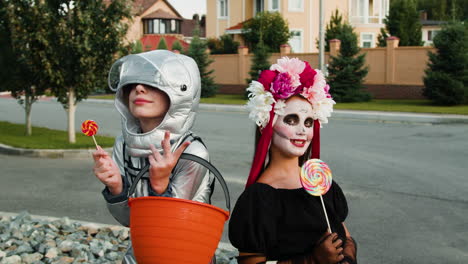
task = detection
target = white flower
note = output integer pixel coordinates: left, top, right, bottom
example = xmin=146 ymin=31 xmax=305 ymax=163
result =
xmin=246 ymin=87 xmax=276 ymax=128
xmin=274 ymin=99 xmax=286 ymax=116
xmin=247 ymin=81 xmax=268 ymax=98
xmin=312 ymin=98 xmax=336 ymax=126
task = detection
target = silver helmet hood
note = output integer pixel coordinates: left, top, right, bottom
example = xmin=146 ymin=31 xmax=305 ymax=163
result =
xmin=108 ymin=50 xmax=201 ymax=157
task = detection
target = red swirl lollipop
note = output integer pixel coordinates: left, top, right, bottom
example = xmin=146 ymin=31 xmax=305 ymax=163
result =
xmin=81 ymin=120 xmax=99 ymax=148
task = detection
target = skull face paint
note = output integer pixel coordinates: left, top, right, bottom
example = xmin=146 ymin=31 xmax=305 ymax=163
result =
xmin=272 ymin=96 xmax=314 ymax=157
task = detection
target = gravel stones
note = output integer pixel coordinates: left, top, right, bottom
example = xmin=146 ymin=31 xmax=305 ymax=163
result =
xmin=0 ymin=212 xmax=238 ymax=263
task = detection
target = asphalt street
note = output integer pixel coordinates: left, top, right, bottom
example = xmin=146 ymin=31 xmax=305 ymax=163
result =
xmin=1 ymin=98 xmax=468 ymax=263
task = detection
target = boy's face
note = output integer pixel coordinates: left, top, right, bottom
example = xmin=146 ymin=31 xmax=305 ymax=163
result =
xmin=127 ymin=84 xmax=170 ymax=124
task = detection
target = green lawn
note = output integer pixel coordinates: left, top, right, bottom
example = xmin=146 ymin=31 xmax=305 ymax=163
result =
xmin=89 ymin=94 xmax=468 ymax=115
xmin=0 ymin=121 xmax=115 ymax=149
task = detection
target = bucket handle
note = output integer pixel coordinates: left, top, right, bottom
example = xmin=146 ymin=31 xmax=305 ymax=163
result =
xmin=127 ymin=153 xmax=230 ymax=212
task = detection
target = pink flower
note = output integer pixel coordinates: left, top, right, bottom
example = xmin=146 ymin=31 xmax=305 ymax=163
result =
xmin=258 ymin=70 xmax=277 ymax=90
xmin=270 ymin=57 xmax=305 ymax=76
xmin=324 ymin=84 xmax=332 ymax=98
xmin=270 ymin=72 xmax=297 ymax=99
xmin=299 ymin=62 xmax=317 ymax=89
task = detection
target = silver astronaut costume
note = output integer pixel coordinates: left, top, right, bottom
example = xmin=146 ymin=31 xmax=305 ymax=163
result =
xmin=106 ymin=50 xmax=214 ymax=264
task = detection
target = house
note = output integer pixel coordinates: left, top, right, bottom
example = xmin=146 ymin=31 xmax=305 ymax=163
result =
xmin=206 ymin=0 xmax=391 ymax=52
xmin=419 ymin=12 xmax=444 ymax=47
xmin=125 ymin=0 xmax=205 ymax=51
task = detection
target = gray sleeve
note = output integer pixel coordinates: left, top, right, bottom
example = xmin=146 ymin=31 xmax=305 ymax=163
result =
xmin=103 ymin=136 xmax=131 ymax=227
xmin=170 ymin=140 xmax=214 ymax=203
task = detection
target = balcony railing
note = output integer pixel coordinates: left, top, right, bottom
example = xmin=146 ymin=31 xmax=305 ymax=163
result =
xmin=350 ymin=15 xmax=384 ymax=24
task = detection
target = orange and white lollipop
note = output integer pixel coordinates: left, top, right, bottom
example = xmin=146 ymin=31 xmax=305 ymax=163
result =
xmin=300 ymin=159 xmax=333 ymax=232
xmin=81 ymin=120 xmax=99 ymax=148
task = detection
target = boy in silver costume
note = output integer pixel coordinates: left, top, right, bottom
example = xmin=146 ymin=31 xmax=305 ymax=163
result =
xmin=92 ymin=50 xmax=214 ymax=263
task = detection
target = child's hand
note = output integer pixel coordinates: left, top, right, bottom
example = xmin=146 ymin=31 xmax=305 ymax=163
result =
xmin=148 ymin=131 xmax=190 ymax=194
xmin=92 ymin=146 xmax=122 ymax=195
xmin=312 ymin=232 xmax=344 ymax=264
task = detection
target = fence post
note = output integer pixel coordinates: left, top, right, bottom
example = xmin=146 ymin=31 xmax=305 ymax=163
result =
xmin=386 ymin=36 xmax=399 ymax=84
xmin=238 ymin=46 xmax=249 ymax=84
xmin=329 ymin=39 xmax=341 ymax=58
xmin=280 ymin=44 xmax=291 ymax=57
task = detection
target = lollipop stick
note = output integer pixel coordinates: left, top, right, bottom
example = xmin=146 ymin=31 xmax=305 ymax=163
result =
xmin=92 ymin=135 xmax=98 ymax=149
xmin=320 ymin=195 xmax=332 ymax=233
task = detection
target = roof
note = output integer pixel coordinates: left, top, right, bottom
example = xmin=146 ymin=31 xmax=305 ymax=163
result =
xmin=181 ymin=19 xmax=206 ymax=37
xmin=420 ymin=20 xmax=446 ymax=26
xmin=140 ymin=35 xmax=189 ymax=51
xmin=132 ymin=0 xmax=182 ymax=17
xmin=143 ymin=9 xmax=182 ymax=20
xmin=226 ymin=20 xmax=247 ymax=30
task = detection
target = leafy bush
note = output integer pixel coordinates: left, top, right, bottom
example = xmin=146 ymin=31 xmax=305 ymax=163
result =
xmin=242 ymin=12 xmax=291 ymax=52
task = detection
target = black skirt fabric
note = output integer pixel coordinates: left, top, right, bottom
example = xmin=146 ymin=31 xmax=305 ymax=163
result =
xmin=229 ymin=181 xmax=348 ymax=261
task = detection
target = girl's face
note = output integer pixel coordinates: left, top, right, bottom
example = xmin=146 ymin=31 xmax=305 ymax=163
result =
xmin=272 ymin=96 xmax=314 ymax=158
xmin=127 ymin=84 xmax=170 ymax=123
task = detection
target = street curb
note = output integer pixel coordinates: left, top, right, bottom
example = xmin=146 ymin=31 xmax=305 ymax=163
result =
xmin=0 ymin=143 xmax=112 ymax=159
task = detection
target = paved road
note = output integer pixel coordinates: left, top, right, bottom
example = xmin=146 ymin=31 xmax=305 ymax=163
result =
xmin=1 ymin=98 xmax=468 ymax=263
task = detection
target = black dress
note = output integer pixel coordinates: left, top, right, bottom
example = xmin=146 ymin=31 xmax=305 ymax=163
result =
xmin=229 ymin=181 xmax=348 ymax=261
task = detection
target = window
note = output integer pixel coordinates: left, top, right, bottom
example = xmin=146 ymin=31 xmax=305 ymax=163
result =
xmin=360 ymin=33 xmax=374 ymax=48
xmin=289 ymin=29 xmax=303 ymax=52
xmin=218 ymin=0 xmax=228 ymax=18
xmin=255 ymin=0 xmax=264 ymax=15
xmin=350 ymin=0 xmax=387 ymax=24
xmin=143 ymin=19 xmax=181 ymax=34
xmin=288 ymin=0 xmax=303 ymax=12
xmin=269 ymin=0 xmax=280 ymax=12
xmin=427 ymin=30 xmax=439 ymax=41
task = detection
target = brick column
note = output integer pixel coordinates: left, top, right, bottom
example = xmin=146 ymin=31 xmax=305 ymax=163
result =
xmin=280 ymin=44 xmax=291 ymax=57
xmin=386 ymin=36 xmax=399 ymax=84
xmin=238 ymin=46 xmax=249 ymax=84
xmin=329 ymin=39 xmax=341 ymax=58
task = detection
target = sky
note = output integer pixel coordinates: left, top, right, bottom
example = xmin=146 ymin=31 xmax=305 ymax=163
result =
xmin=167 ymin=0 xmax=206 ymax=19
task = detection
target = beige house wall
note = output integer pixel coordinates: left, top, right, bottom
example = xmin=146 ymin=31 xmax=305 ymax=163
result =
xmin=125 ymin=1 xmax=180 ymax=43
xmin=206 ymin=0 xmax=391 ymax=52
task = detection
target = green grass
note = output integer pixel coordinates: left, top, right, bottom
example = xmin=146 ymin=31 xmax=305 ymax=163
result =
xmin=335 ymin=100 xmax=468 ymax=115
xmin=0 ymin=121 xmax=115 ymax=149
xmin=88 ymin=94 xmax=468 ymax=115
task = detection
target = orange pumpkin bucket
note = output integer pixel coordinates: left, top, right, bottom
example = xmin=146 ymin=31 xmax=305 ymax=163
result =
xmin=127 ymin=153 xmax=231 ymax=264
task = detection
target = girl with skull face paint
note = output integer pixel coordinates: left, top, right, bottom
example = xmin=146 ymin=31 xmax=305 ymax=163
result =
xmin=229 ymin=57 xmax=357 ymax=264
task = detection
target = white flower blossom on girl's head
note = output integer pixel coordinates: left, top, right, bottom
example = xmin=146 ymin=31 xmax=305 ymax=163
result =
xmin=246 ymin=81 xmax=276 ymax=128
xmin=274 ymin=99 xmax=286 ymax=116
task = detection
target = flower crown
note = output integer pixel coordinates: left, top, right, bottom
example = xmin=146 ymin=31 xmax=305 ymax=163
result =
xmin=246 ymin=57 xmax=336 ymax=128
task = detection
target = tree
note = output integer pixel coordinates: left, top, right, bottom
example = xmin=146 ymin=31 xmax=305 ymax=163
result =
xmin=248 ymin=39 xmax=270 ymax=84
xmin=423 ymin=22 xmax=468 ymax=105
xmin=320 ymin=9 xmax=344 ymax=52
xmin=45 ymin=0 xmax=131 ymax=143
xmin=207 ymin=34 xmax=239 ymax=54
xmin=131 ymin=40 xmax=143 ymax=54
xmin=327 ymin=24 xmax=371 ymax=102
xmin=417 ymin=0 xmax=468 ymax=21
xmin=157 ymin=37 xmax=168 ymax=50
xmin=242 ymin=11 xmax=291 ymax=52
xmin=186 ymin=25 xmax=218 ymax=97
xmin=246 ymin=38 xmax=271 ymax=98
xmin=171 ymin=40 xmax=183 ymax=52
xmin=382 ymin=0 xmax=423 ymax=46
xmin=1 ymin=0 xmax=50 ymax=135
xmin=376 ymin=28 xmax=389 ymax=47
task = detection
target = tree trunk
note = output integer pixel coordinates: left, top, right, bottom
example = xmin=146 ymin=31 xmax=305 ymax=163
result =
xmin=67 ymin=87 xmax=76 ymax=143
xmin=25 ymin=93 xmax=32 ymax=136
